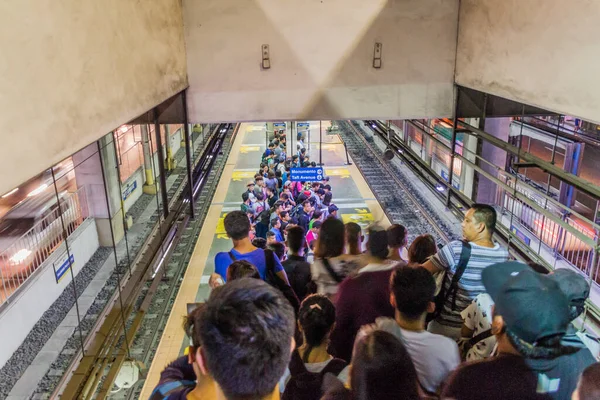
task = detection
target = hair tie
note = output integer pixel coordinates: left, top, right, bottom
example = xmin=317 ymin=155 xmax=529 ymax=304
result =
xmin=309 ymin=304 xmax=322 ymax=311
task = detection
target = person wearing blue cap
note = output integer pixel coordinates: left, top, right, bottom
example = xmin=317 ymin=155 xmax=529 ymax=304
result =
xmin=443 ymin=261 xmax=595 ymax=400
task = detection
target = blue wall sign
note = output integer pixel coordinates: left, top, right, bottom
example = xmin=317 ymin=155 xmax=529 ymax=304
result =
xmin=273 ymin=122 xmax=286 ymax=130
xmin=440 ymin=170 xmax=460 ymax=190
xmin=54 ymin=253 xmax=75 ymax=283
xmin=122 ymin=180 xmax=138 ymax=201
xmin=297 ymin=122 xmax=310 ymax=131
xmin=290 ymin=167 xmax=324 ymax=182
xmin=510 ymin=224 xmax=531 ymax=246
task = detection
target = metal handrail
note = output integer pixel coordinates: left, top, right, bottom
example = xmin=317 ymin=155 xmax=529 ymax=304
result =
xmin=0 ymin=187 xmax=88 ymax=305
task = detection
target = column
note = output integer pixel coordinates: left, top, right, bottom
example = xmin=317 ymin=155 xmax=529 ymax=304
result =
xmin=559 ymin=143 xmax=584 ymax=208
xmin=141 ymin=125 xmax=157 ymax=194
xmin=286 ymin=122 xmax=294 ymax=158
xmin=476 ymin=118 xmax=511 ymax=205
xmin=266 ymin=122 xmax=274 ymax=142
xmin=72 ymin=138 xmax=124 ymax=246
xmin=164 ymin=125 xmax=175 ymax=171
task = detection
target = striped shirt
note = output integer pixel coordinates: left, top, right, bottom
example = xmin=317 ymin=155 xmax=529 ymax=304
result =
xmin=431 ymin=240 xmax=509 ymax=328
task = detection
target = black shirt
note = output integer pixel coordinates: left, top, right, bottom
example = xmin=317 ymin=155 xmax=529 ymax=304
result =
xmin=442 ymin=354 xmax=551 ymax=400
xmin=282 ymin=255 xmax=312 ymax=302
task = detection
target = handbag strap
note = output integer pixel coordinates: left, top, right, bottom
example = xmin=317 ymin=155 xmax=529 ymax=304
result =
xmin=469 ymin=329 xmax=493 ymax=347
xmin=448 ymin=241 xmax=472 ymax=311
xmin=322 ymin=258 xmax=343 ymax=283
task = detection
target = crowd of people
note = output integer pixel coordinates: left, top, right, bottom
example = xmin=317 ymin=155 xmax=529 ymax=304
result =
xmin=151 ymin=131 xmax=600 ymax=400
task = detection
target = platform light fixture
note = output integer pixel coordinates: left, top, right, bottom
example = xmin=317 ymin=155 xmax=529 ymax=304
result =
xmin=27 ymin=183 xmax=49 ymax=197
xmin=373 ymin=43 xmax=382 ymax=69
xmin=261 ymin=44 xmax=271 ymax=69
xmin=2 ymin=188 xmax=19 ymax=198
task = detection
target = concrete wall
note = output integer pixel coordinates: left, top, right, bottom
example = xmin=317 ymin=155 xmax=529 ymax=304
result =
xmin=0 ymin=0 xmax=187 ymax=196
xmin=0 ymin=219 xmax=99 ymax=368
xmin=183 ymin=0 xmax=458 ymax=123
xmin=455 ymin=0 xmax=600 ymax=124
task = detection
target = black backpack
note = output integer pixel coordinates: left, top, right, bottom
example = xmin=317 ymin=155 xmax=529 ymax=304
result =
xmin=427 ymin=241 xmax=471 ymax=323
xmin=258 ymin=202 xmax=270 ymax=225
xmin=289 ymin=204 xmax=303 ymax=221
xmin=282 ymin=349 xmax=347 ymax=400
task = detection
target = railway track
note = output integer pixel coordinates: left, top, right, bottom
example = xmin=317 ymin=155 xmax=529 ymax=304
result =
xmin=49 ymin=124 xmax=237 ymax=399
xmin=337 ymin=121 xmax=456 ymax=244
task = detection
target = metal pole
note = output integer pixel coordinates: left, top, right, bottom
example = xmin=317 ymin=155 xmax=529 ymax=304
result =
xmin=308 ymin=125 xmax=311 ymax=157
xmin=51 ymin=167 xmax=85 ymax=356
xmin=95 ymin=142 xmax=132 ymax=358
xmin=343 ymin=141 xmax=352 ymax=165
xmin=290 ymin=122 xmax=294 ymax=157
xmin=182 ymin=93 xmax=195 ymax=219
xmin=110 ymin=132 xmax=132 ymax=276
xmin=387 ymin=120 xmax=391 ymax=145
xmin=154 ymin=110 xmax=170 ymax=218
xmin=319 ymin=121 xmax=323 ymax=166
xmin=446 ymin=87 xmax=461 ymax=207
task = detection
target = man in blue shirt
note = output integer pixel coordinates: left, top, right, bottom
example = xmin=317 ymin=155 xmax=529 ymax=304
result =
xmin=209 ymin=211 xmax=290 ymax=287
xmin=269 ymin=218 xmax=284 ymax=242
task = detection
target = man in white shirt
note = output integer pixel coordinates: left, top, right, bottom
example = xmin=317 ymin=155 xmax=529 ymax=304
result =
xmin=359 ymin=265 xmax=460 ymax=394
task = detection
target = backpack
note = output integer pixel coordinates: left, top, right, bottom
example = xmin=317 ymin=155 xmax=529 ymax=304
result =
xmin=427 ymin=241 xmax=472 ymax=323
xmin=282 ymin=350 xmax=347 ymax=400
xmin=289 ymin=204 xmax=303 ymax=221
xmin=258 ymin=204 xmax=271 ymax=226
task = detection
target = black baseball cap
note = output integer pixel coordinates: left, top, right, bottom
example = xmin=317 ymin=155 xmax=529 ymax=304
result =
xmin=551 ymin=269 xmax=590 ymax=305
xmin=328 ymin=204 xmax=339 ymax=213
xmin=482 ymin=261 xmax=571 ymax=344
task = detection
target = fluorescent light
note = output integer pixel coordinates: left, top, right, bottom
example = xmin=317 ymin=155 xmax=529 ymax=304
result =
xmin=2 ymin=188 xmax=19 ymax=198
xmin=27 ymin=184 xmax=49 ymax=197
xmin=10 ymin=249 xmax=31 ymax=264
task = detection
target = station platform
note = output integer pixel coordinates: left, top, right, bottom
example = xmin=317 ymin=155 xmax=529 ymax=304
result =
xmin=139 ymin=122 xmax=390 ymax=397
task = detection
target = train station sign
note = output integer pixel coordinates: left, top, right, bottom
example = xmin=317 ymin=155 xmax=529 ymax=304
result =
xmin=53 ymin=252 xmax=75 ymax=283
xmin=297 ymin=122 xmax=310 ymax=132
xmin=290 ymin=167 xmax=324 ymax=182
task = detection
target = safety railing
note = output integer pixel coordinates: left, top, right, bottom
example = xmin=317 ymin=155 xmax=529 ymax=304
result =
xmin=0 ymin=188 xmax=89 ymax=305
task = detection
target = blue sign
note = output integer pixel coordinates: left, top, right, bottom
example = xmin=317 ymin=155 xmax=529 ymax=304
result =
xmin=440 ymin=170 xmax=460 ymax=190
xmin=54 ymin=253 xmax=75 ymax=283
xmin=290 ymin=167 xmax=324 ymax=182
xmin=297 ymin=122 xmax=310 ymax=131
xmin=273 ymin=122 xmax=286 ymax=130
xmin=510 ymin=224 xmax=531 ymax=246
xmin=122 ymin=180 xmax=138 ymax=201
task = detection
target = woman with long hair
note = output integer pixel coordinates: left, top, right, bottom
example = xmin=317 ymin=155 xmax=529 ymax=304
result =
xmin=322 ymin=330 xmax=420 ymax=400
xmin=311 ymin=218 xmax=361 ymax=298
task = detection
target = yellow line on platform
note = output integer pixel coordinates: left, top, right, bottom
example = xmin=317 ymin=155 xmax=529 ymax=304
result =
xmin=140 ymin=124 xmax=249 ymax=399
